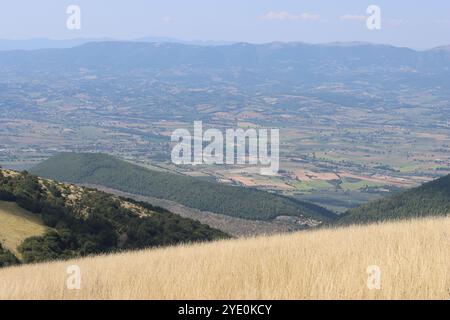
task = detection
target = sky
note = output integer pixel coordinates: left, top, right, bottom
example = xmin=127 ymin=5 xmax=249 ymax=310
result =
xmin=0 ymin=0 xmax=449 ymax=49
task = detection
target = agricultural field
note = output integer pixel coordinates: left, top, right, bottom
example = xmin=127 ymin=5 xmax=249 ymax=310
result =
xmin=2 ymin=42 xmax=450 ymax=212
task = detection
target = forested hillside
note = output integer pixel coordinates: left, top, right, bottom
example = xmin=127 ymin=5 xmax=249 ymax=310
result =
xmin=31 ymin=153 xmax=336 ymax=222
xmin=337 ymin=173 xmax=450 ymax=224
xmin=0 ymin=169 xmax=227 ymax=266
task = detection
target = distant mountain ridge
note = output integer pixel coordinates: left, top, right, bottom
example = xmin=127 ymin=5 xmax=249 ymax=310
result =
xmin=0 ymin=37 xmax=234 ymax=51
xmin=31 ymin=153 xmax=336 ymax=223
xmin=1 ymin=37 xmax=448 ymax=51
xmin=2 ymin=40 xmax=446 ymax=69
xmin=1 ymin=40 xmax=448 ymax=91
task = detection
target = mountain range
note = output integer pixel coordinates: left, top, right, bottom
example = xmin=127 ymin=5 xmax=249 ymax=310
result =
xmin=1 ymin=41 xmax=449 ymax=90
xmin=0 ymin=37 xmax=234 ymax=51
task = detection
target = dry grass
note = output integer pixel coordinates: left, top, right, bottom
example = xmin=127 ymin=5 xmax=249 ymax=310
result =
xmin=0 ymin=201 xmax=47 ymax=255
xmin=0 ymin=216 xmax=448 ymax=300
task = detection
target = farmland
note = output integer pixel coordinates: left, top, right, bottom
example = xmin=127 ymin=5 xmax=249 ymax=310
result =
xmin=2 ymin=42 xmax=450 ymax=212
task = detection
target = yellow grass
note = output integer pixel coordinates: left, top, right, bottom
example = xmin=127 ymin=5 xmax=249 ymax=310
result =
xmin=0 ymin=216 xmax=448 ymax=300
xmin=0 ymin=201 xmax=47 ymax=255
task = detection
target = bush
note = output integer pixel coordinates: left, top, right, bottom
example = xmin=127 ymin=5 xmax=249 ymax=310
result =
xmin=0 ymin=243 xmax=20 ymax=267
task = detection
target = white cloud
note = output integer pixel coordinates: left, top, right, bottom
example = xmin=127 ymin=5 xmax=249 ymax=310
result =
xmin=340 ymin=14 xmax=367 ymax=22
xmin=261 ymin=11 xmax=320 ymax=21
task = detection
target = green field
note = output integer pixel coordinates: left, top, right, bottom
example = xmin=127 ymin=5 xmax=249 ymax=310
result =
xmin=292 ymin=180 xmax=334 ymax=192
xmin=340 ymin=177 xmax=384 ymax=191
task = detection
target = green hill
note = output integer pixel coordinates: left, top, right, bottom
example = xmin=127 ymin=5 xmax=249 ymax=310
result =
xmin=337 ymin=174 xmax=450 ymax=225
xmin=31 ymin=153 xmax=336 ymax=222
xmin=0 ymin=169 xmax=227 ymax=267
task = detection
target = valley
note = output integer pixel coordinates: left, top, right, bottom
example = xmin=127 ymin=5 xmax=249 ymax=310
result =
xmin=86 ymin=185 xmax=313 ymax=237
xmin=30 ymin=153 xmax=336 ymax=224
xmin=0 ymin=40 xmax=448 ymax=302
xmin=2 ymin=42 xmax=450 ymax=213
xmin=2 ymin=152 xmax=449 ymax=270
xmin=1 ymin=0 xmax=450 ymax=304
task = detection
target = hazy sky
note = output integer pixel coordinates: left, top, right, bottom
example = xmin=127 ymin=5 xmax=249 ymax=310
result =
xmin=1 ymin=0 xmax=449 ymax=49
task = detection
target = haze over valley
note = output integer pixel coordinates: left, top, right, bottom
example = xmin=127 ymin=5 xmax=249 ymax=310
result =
xmin=1 ymin=41 xmax=450 ymax=213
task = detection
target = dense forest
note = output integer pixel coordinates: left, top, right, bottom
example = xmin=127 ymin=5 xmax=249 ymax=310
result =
xmin=31 ymin=153 xmax=336 ymax=222
xmin=0 ymin=169 xmax=228 ymax=266
xmin=337 ymin=173 xmax=450 ymax=225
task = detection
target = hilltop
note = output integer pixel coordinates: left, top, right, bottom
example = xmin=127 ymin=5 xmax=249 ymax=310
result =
xmin=0 ymin=216 xmax=447 ymax=300
xmin=31 ymin=153 xmax=336 ymax=224
xmin=338 ymin=173 xmax=450 ymax=224
xmin=0 ymin=168 xmax=227 ymax=267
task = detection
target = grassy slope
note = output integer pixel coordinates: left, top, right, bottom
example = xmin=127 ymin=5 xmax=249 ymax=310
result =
xmin=0 ymin=216 xmax=447 ymax=300
xmin=0 ymin=201 xmax=47 ymax=255
xmin=338 ymin=173 xmax=450 ymax=225
xmin=0 ymin=169 xmax=228 ymax=264
xmin=31 ymin=153 xmax=336 ymax=222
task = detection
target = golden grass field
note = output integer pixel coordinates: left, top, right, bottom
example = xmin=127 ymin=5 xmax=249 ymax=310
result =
xmin=0 ymin=200 xmax=47 ymax=255
xmin=0 ymin=216 xmax=448 ymax=300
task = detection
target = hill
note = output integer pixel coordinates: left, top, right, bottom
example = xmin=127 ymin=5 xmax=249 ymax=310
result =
xmin=337 ymin=173 xmax=450 ymax=224
xmin=0 ymin=169 xmax=228 ymax=266
xmin=0 ymin=216 xmax=447 ymax=300
xmin=31 ymin=153 xmax=336 ymax=223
